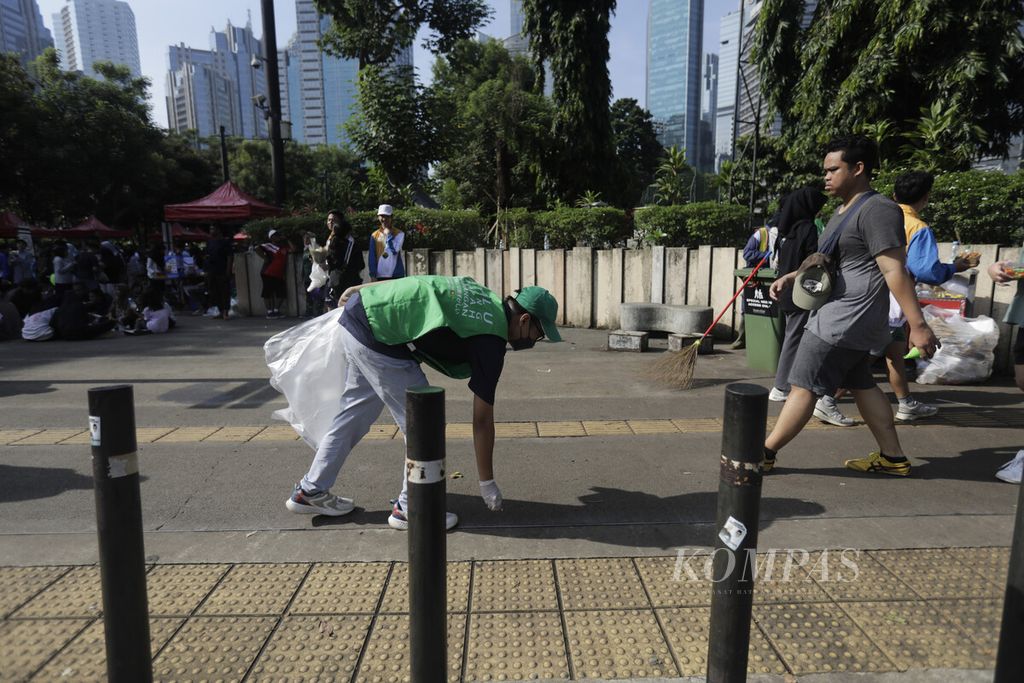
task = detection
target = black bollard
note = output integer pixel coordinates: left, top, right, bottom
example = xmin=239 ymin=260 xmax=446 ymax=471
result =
xmin=88 ymin=385 xmax=152 ymax=683
xmin=405 ymin=386 xmax=447 ymax=682
xmin=707 ymin=383 xmax=768 ymax=683
xmin=995 ymin=478 xmax=1024 ymax=682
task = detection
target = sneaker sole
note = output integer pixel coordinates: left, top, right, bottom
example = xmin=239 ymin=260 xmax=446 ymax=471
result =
xmin=285 ymin=498 xmax=354 ymax=516
xmin=388 ymin=514 xmax=458 ymax=531
xmin=895 ymin=411 xmax=936 ymax=422
xmin=813 ymin=408 xmax=855 ymax=427
xmin=843 ymin=461 xmax=911 ymax=477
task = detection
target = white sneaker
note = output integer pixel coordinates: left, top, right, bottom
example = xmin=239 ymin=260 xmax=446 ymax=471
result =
xmin=203 ymin=306 xmax=220 ymax=318
xmin=768 ymin=387 xmax=789 ymax=402
xmin=996 ymin=450 xmax=1024 ymax=484
xmin=387 ymin=501 xmax=458 ymax=531
xmin=285 ymin=485 xmax=354 ymax=516
xmin=895 ymin=398 xmax=939 ymax=422
xmin=813 ymin=397 xmax=856 ymax=427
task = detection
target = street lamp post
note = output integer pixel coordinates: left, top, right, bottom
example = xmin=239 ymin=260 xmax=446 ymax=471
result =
xmin=259 ymin=0 xmax=286 ymax=206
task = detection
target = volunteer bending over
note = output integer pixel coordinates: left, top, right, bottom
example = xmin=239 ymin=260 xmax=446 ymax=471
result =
xmin=282 ymin=275 xmax=562 ymax=530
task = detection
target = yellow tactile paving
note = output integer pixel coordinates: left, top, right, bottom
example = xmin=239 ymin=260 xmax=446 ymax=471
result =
xmin=657 ymin=606 xmax=787 ymax=676
xmin=289 ymin=562 xmax=390 ymax=615
xmin=13 ymin=566 xmax=102 ymax=619
xmin=152 ymin=426 xmax=220 ymax=443
xmin=556 ymin=558 xmax=650 ymax=610
xmin=563 ymin=609 xmax=677 ymax=679
xmin=494 ymin=421 xmax=538 ymax=438
xmin=945 ymin=546 xmax=1011 ymax=588
xmin=0 ymin=617 xmax=90 ymax=681
xmin=152 ymin=616 xmax=276 ymax=681
xmin=753 ymin=551 xmax=833 ymax=604
xmin=0 ymin=566 xmax=69 ymax=619
xmin=357 ymin=613 xmax=466 ymax=683
xmin=198 ymin=563 xmax=309 ymax=615
xmin=59 ymin=430 xmax=95 ymax=445
xmin=931 ymin=598 xmax=1002 ymax=655
xmin=672 ymin=418 xmax=722 ymax=433
xmin=868 ymin=549 xmax=1002 ymax=599
xmin=841 ymin=600 xmax=992 ymax=671
xmin=201 ymin=426 xmax=265 ymax=442
xmin=471 ymin=560 xmax=558 ymax=612
xmin=635 ymin=555 xmax=711 ymax=607
xmin=582 ymin=420 xmax=632 ymax=436
xmin=135 ymin=427 xmax=176 ymax=443
xmin=9 ymin=429 xmax=86 ymax=445
xmin=248 ymin=615 xmax=371 ymax=681
xmin=32 ymin=617 xmax=184 ymax=682
xmin=446 ymin=423 xmax=474 ymax=439
xmin=465 ymin=611 xmax=570 ymax=681
xmin=627 ymin=419 xmax=680 ymax=434
xmin=753 ymin=602 xmax=895 ymax=674
xmin=146 ymin=563 xmax=231 ymax=616
xmin=379 ymin=562 xmax=471 ymax=614
xmin=249 ymin=425 xmax=302 ymax=441
xmin=536 ymin=421 xmax=587 ymax=437
xmin=0 ymin=428 xmax=44 ymax=444
xmin=364 ymin=424 xmax=400 ymax=440
xmin=807 ymin=551 xmax=916 ymax=602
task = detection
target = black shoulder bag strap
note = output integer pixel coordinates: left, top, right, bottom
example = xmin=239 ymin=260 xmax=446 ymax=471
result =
xmin=818 ymin=190 xmax=878 ymax=257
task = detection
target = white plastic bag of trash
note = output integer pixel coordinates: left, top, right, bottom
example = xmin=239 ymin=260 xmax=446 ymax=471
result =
xmin=915 ymin=305 xmax=1000 ymax=385
xmin=264 ymin=308 xmax=347 ymax=448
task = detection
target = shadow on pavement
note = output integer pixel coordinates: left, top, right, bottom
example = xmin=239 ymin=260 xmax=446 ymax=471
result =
xmin=0 ymin=464 xmax=98 ymax=502
xmin=0 ymin=381 xmax=57 ymax=398
xmin=769 ymin=446 xmax=1016 ymax=483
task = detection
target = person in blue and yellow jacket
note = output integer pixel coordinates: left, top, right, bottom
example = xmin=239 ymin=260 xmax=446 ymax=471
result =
xmin=368 ymin=204 xmax=405 ymax=281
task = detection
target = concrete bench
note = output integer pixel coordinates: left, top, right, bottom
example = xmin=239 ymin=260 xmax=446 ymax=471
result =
xmin=619 ymin=303 xmax=713 ymax=335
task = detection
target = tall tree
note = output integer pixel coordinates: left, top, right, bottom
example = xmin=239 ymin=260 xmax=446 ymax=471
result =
xmin=610 ymin=98 xmax=663 ymax=208
xmin=314 ymin=0 xmax=490 ymax=69
xmin=752 ymin=0 xmax=1024 ymax=168
xmin=521 ymin=0 xmax=618 ymax=203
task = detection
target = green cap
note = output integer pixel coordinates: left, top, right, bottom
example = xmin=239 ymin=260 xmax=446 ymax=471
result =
xmin=514 ymin=286 xmax=562 ymax=341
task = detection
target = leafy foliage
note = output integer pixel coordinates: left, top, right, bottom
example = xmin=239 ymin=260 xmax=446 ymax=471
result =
xmin=634 ymin=203 xmax=750 ymax=247
xmin=653 ymin=146 xmax=696 ymax=206
xmin=513 ymin=207 xmax=630 ymax=248
xmin=610 ymin=98 xmax=663 ymax=207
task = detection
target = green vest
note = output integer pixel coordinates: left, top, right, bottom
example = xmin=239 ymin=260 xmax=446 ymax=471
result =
xmin=361 ymin=275 xmax=507 ymax=379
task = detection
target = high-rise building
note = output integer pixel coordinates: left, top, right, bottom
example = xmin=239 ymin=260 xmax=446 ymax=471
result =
xmin=0 ymin=0 xmax=53 ymax=66
xmin=52 ymin=0 xmax=140 ymax=78
xmin=698 ymin=52 xmax=718 ymax=172
xmin=645 ymin=0 xmax=703 ymax=167
xmin=165 ymin=20 xmax=267 ymax=140
xmin=714 ymin=8 xmax=740 ymax=171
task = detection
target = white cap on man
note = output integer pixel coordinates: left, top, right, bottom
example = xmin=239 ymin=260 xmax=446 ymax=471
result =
xmin=377 ymin=204 xmax=393 ymax=216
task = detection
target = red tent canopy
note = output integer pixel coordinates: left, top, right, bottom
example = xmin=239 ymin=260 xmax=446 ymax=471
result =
xmin=149 ymin=223 xmax=213 ymax=242
xmin=65 ymin=216 xmax=132 ymax=238
xmin=0 ymin=211 xmax=61 ymax=239
xmin=164 ymin=181 xmax=285 ymax=222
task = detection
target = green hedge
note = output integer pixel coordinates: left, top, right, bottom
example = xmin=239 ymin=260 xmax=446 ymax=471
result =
xmin=634 ymin=202 xmax=749 ymax=247
xmin=505 ymin=207 xmax=630 ymax=248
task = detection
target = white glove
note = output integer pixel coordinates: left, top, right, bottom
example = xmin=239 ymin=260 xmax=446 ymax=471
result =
xmin=479 ymin=479 xmax=503 ymax=511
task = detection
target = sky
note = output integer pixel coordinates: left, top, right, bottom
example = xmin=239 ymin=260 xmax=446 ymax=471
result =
xmin=36 ymin=0 xmax=738 ymax=130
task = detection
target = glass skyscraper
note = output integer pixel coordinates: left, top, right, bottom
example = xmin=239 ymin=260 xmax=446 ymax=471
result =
xmin=646 ymin=0 xmax=704 ymax=167
xmin=52 ymin=0 xmax=140 ymax=78
xmin=0 ymin=0 xmax=53 ymax=66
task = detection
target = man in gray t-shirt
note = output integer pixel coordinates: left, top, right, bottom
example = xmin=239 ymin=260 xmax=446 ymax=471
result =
xmin=763 ymin=135 xmax=939 ymax=477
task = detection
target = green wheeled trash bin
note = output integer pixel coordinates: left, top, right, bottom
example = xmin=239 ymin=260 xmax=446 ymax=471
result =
xmin=735 ymin=267 xmax=784 ymax=373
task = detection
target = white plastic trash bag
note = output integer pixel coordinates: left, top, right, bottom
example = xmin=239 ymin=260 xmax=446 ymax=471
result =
xmin=307 ymin=262 xmax=328 ymax=291
xmin=915 ymin=305 xmax=1000 ymax=385
xmin=264 ymin=308 xmax=347 ymax=449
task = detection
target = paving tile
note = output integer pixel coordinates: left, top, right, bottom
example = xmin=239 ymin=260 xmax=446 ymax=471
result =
xmin=563 ymin=609 xmax=677 ymax=679
xmin=0 ymin=566 xmax=69 ymax=619
xmin=752 ymin=551 xmax=834 ymax=604
xmin=146 ymin=563 xmax=230 ymax=616
xmin=945 ymin=546 xmax=1011 ymax=588
xmin=152 ymin=615 xmax=276 ymax=682
xmin=357 ymin=613 xmax=466 ymax=683
xmin=495 ymin=422 xmax=538 ymax=438
xmin=582 ymin=420 xmax=632 ymax=436
xmin=152 ymin=426 xmax=220 ymax=443
xmin=869 ymin=548 xmax=1001 ymax=599
xmin=379 ymin=562 xmax=470 ymax=613
xmin=930 ymin=598 xmax=1002 ymax=656
xmin=289 ymin=562 xmax=389 ymax=615
xmin=627 ymin=420 xmax=679 ymax=435
xmin=134 ymin=427 xmax=176 ymax=443
xmin=635 ymin=555 xmax=711 ymax=607
xmin=841 ymin=600 xmax=992 ymax=671
xmin=471 ymin=560 xmax=558 ymax=612
xmin=465 ymin=611 xmax=570 ymax=681
xmin=364 ymin=424 xmax=400 ymax=440
xmin=198 ymin=563 xmax=308 ymax=615
xmin=0 ymin=428 xmax=44 ymax=444
xmin=807 ymin=551 xmax=916 ymax=602
xmin=201 ymin=426 xmax=264 ymax=442
xmin=536 ymin=421 xmax=587 ymax=437
xmin=13 ymin=566 xmax=102 ymax=619
xmin=657 ymin=606 xmax=787 ymax=676
xmin=446 ymin=423 xmax=473 ymax=439
xmin=671 ymin=418 xmax=722 ymax=433
xmin=0 ymin=617 xmax=90 ymax=681
xmin=248 ymin=614 xmax=371 ymax=682
xmin=556 ymin=558 xmax=650 ymax=610
xmin=754 ymin=602 xmax=895 ymax=674
xmin=58 ymin=430 xmax=95 ymax=445
xmin=32 ymin=617 xmax=183 ymax=682
xmin=249 ymin=425 xmax=302 ymax=441
xmin=10 ymin=429 xmax=86 ymax=445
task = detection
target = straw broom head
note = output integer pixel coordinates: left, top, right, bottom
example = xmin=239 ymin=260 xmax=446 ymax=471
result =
xmin=648 ymin=340 xmax=700 ymax=390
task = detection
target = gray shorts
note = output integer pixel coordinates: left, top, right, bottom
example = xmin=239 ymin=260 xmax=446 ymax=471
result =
xmin=789 ymin=331 xmax=876 ymax=396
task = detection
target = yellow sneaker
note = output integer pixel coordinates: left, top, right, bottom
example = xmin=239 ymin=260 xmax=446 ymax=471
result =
xmin=844 ymin=452 xmax=911 ymax=476
xmin=761 ymin=455 xmax=776 ymax=473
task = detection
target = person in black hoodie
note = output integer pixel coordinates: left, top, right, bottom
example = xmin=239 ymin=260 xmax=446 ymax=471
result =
xmin=324 ymin=210 xmax=364 ymax=309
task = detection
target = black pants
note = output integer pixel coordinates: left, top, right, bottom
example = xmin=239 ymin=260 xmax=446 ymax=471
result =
xmin=206 ymin=273 xmax=230 ymax=314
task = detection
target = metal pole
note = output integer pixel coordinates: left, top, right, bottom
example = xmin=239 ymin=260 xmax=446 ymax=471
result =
xmin=406 ymin=386 xmax=447 ymax=682
xmin=995 ymin=478 xmax=1024 ymax=681
xmin=220 ymin=125 xmax=230 ymax=182
xmin=260 ymin=0 xmax=286 ymax=206
xmin=707 ymin=383 xmax=767 ymax=683
xmin=88 ymin=385 xmax=152 ymax=683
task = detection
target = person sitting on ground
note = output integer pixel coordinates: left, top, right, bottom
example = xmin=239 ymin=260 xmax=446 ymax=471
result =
xmin=109 ymin=284 xmax=138 ymax=331
xmin=5 ymin=278 xmax=42 ymax=319
xmin=127 ymin=287 xmax=175 ymax=335
xmin=0 ymin=298 xmax=21 ymax=341
xmin=51 ymin=284 xmax=116 ymax=341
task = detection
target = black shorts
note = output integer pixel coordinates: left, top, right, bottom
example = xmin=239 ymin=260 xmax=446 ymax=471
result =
xmin=789 ymin=331 xmax=876 ymax=396
xmin=261 ymin=275 xmax=286 ymax=299
xmin=1014 ymin=327 xmax=1024 ymax=366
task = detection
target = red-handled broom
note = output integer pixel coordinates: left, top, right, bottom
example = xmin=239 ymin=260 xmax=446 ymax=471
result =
xmin=651 ymin=256 xmax=769 ymax=389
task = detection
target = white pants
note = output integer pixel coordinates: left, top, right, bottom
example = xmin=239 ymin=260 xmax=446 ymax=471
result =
xmin=300 ymin=326 xmax=427 ymax=511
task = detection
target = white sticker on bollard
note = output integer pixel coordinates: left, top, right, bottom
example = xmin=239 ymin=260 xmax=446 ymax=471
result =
xmin=89 ymin=416 xmax=101 ymax=446
xmin=107 ymin=452 xmax=139 ymax=478
xmin=405 ymin=458 xmax=445 ymax=484
xmin=719 ymin=516 xmax=747 ymax=550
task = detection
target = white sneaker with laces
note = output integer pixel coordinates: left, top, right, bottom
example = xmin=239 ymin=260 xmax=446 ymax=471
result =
xmin=996 ymin=450 xmax=1024 ymax=483
xmin=387 ymin=501 xmax=458 ymax=530
xmin=285 ymin=484 xmax=354 ymax=516
xmin=768 ymin=387 xmax=789 ymax=402
xmin=813 ymin=397 xmax=856 ymax=427
xmin=895 ymin=398 xmax=938 ymax=422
